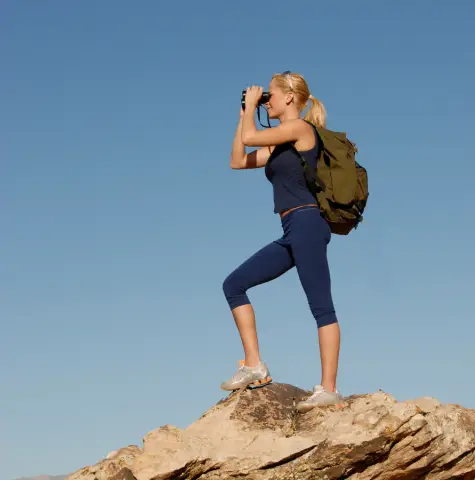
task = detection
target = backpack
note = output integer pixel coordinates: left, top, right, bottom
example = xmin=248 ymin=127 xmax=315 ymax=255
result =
xmin=292 ymin=122 xmax=369 ymax=235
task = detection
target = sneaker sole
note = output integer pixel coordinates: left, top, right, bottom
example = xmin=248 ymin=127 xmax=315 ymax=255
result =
xmin=248 ymin=376 xmax=273 ymax=389
xmin=221 ymin=375 xmax=273 ymax=392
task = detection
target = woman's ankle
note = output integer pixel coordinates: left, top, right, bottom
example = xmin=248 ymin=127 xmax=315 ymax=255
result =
xmin=321 ymin=382 xmax=337 ymax=392
xmin=244 ymin=357 xmax=261 ymax=368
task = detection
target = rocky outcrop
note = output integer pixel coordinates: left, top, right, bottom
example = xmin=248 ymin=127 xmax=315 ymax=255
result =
xmin=67 ymin=446 xmax=140 ymax=480
xmin=15 ymin=476 xmax=67 ymax=480
xmin=66 ymin=383 xmax=475 ymax=479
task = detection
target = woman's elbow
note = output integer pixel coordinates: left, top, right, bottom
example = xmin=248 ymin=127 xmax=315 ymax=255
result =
xmin=230 ymin=156 xmax=244 ymax=169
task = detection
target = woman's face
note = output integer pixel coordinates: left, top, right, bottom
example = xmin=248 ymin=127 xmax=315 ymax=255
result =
xmin=265 ymin=79 xmax=290 ymax=119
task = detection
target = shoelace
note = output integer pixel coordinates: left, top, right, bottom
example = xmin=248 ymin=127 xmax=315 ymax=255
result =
xmin=310 ymin=388 xmax=325 ymax=398
xmin=232 ymin=365 xmax=262 ymax=382
xmin=312 ymin=387 xmax=340 ymax=398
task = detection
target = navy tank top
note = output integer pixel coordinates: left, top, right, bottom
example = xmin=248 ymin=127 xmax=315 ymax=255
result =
xmin=264 ymin=123 xmax=320 ymax=214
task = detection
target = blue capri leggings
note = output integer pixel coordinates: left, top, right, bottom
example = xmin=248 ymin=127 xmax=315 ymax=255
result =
xmin=223 ymin=206 xmax=338 ymax=328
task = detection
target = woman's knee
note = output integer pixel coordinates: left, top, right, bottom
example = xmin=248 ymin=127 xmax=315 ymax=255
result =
xmin=222 ymin=273 xmax=235 ymax=298
xmin=222 ymin=271 xmax=250 ymax=310
xmin=223 ymin=270 xmax=243 ymax=298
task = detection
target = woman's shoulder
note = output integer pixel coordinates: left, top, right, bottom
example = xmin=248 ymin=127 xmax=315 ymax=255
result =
xmin=293 ymin=119 xmax=318 ymax=151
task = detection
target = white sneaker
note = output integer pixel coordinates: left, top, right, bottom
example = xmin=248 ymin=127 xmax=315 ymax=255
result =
xmin=220 ymin=360 xmax=272 ymax=391
xmin=296 ymin=385 xmax=344 ymax=413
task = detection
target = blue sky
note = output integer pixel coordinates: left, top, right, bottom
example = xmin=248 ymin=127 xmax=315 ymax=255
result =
xmin=2 ymin=1 xmax=474 ymax=478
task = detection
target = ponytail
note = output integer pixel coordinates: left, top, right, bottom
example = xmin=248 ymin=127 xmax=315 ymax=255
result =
xmin=304 ymin=94 xmax=327 ymax=128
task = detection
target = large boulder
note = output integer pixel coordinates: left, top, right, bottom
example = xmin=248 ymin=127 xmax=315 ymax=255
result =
xmin=66 ymin=383 xmax=475 ymax=479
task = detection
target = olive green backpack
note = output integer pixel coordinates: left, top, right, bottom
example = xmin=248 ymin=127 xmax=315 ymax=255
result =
xmin=293 ymin=121 xmax=369 ymax=235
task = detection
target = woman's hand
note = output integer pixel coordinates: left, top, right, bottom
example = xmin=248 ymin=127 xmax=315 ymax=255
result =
xmin=244 ymin=85 xmax=263 ymax=110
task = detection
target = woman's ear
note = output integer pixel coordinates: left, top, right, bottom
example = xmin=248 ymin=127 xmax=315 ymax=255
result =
xmin=285 ymin=92 xmax=294 ymax=105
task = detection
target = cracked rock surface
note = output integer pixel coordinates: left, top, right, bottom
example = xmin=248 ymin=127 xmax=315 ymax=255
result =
xmin=66 ymin=383 xmax=475 ymax=480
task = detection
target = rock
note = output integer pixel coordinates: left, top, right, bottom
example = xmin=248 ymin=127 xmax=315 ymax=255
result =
xmin=109 ymin=469 xmax=137 ymax=480
xmin=14 ymin=477 xmax=67 ymax=480
xmin=66 ymin=383 xmax=475 ymax=480
xmin=66 ymin=446 xmax=141 ymax=480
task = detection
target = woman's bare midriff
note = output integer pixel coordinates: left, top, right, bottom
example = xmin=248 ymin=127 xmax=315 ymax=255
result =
xmin=279 ymin=203 xmax=319 ymax=219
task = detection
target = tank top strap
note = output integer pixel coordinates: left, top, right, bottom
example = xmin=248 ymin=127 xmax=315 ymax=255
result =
xmin=303 ymin=120 xmax=320 ymax=155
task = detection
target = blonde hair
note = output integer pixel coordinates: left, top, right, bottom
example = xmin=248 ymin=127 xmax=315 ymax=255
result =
xmin=271 ymin=72 xmax=327 ymax=128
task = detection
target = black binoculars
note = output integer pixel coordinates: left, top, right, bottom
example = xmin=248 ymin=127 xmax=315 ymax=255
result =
xmin=241 ymin=90 xmax=271 ymax=110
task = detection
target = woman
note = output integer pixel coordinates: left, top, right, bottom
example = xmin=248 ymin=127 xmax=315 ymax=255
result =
xmin=221 ymin=72 xmax=343 ymax=412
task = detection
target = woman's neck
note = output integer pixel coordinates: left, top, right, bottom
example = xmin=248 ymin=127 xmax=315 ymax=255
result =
xmin=279 ymin=108 xmax=300 ymax=123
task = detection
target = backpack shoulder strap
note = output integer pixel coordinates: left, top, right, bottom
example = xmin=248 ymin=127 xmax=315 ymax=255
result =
xmin=290 ymin=121 xmax=325 ymax=194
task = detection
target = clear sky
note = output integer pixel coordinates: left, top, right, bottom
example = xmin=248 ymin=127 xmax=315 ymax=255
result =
xmin=2 ymin=1 xmax=474 ymax=478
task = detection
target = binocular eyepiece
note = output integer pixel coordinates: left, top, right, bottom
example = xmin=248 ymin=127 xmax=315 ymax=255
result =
xmin=241 ymin=90 xmax=271 ymax=110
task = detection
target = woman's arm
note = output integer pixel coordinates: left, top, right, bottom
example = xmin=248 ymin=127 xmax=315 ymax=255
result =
xmin=230 ymin=110 xmax=273 ymax=169
xmin=241 ymin=86 xmax=306 ymax=147
xmin=242 ymin=114 xmax=303 ymax=147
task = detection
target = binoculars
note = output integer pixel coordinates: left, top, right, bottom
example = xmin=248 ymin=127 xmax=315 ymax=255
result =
xmin=241 ymin=90 xmax=271 ymax=110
